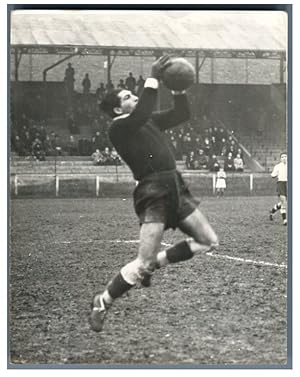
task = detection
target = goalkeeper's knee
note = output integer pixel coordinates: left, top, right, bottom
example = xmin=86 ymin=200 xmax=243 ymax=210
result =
xmin=121 ymin=258 xmax=155 ymax=285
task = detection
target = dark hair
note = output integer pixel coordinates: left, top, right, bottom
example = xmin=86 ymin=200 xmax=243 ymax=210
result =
xmin=280 ymin=152 xmax=287 ymax=157
xmin=99 ymin=89 xmax=122 ymax=118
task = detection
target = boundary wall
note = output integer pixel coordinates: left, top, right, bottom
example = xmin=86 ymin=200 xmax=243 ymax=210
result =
xmin=10 ymin=171 xmax=276 ymax=198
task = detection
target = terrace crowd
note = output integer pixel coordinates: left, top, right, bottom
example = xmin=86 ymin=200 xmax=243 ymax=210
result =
xmin=11 ymin=66 xmax=244 ymax=171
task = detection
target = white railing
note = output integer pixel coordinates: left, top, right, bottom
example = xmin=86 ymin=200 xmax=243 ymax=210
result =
xmin=11 ymin=172 xmax=261 ymax=197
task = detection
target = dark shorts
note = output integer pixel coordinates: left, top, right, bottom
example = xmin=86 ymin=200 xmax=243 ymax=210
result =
xmin=277 ymin=181 xmax=287 ymax=197
xmin=133 ymin=170 xmax=198 ymax=230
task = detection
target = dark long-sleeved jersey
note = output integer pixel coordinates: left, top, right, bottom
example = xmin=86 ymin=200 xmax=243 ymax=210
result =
xmin=108 ymin=87 xmax=190 ymax=180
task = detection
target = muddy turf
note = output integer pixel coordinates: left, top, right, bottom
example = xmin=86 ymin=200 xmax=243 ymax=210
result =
xmin=9 ymin=197 xmax=288 ymax=366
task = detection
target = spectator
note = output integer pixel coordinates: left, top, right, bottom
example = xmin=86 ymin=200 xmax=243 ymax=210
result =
xmin=91 ymin=131 xmax=102 ymax=151
xmin=106 ymin=80 xmax=115 ymax=93
xmin=186 ymin=151 xmax=198 ymax=170
xmin=43 ymin=135 xmax=55 ymax=156
xmin=67 ymin=114 xmax=79 ymax=134
xmin=169 ymin=135 xmax=181 ymax=160
xmin=224 ymin=152 xmax=235 ymax=172
xmin=29 ymin=123 xmax=38 ymax=142
xmin=54 ymin=135 xmax=62 ymax=155
xmin=228 ymin=140 xmax=237 ymax=156
xmin=32 ymin=137 xmax=45 ymax=161
xmin=208 ymin=154 xmax=220 ymax=172
xmin=67 ymin=135 xmax=78 ymax=156
xmin=19 ymin=123 xmax=29 ymax=141
xmin=220 ymin=138 xmax=228 ymax=157
xmin=176 ymin=128 xmax=185 ymax=157
xmin=228 ymin=144 xmax=236 ymax=156
xmin=11 ymin=135 xmax=23 ymax=155
xmin=182 ymin=132 xmax=194 ymax=156
xmin=125 ymin=72 xmax=137 ymax=93
xmin=39 ymin=123 xmax=47 ymax=143
xmin=227 ymin=135 xmax=234 ymax=149
xmin=64 ymin=63 xmax=75 ymax=95
xmin=91 ymin=149 xmax=105 ymax=165
xmin=217 ymin=127 xmax=226 ymax=142
xmin=212 ymin=126 xmax=220 ymax=141
xmin=233 ymin=154 xmax=244 ymax=172
xmin=65 ymin=63 xmax=75 ymax=81
xmin=82 ymin=73 xmax=91 ymax=95
xmin=187 ymin=124 xmax=196 ymax=138
xmin=215 ymin=168 xmax=227 ymax=198
xmin=117 ymin=79 xmax=126 ymax=89
xmin=178 ymin=127 xmax=185 ymax=137
xmin=210 ymin=136 xmax=218 ymax=156
xmin=48 ymin=132 xmax=61 ymax=154
xmin=49 ymin=131 xmax=56 ymax=148
xmin=202 ymin=136 xmax=212 ymax=156
xmin=19 ymin=113 xmax=29 ymax=129
xmin=208 ymin=127 xmax=214 ymax=139
xmin=194 ymin=136 xmax=203 ymax=151
xmin=197 ymin=148 xmax=208 ymax=170
xmin=236 ymin=147 xmax=244 ymax=160
xmin=96 ymin=83 xmax=106 ymax=103
xmin=102 ymin=147 xmax=113 ymax=165
xmin=136 ymin=75 xmax=145 ymax=95
xmin=111 ymin=147 xmax=122 ymax=165
xmin=23 ymin=131 xmax=32 ymax=155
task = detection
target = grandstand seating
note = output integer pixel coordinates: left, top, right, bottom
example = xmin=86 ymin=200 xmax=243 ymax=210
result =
xmin=238 ymin=135 xmax=286 ymax=172
xmin=10 ymin=156 xmax=256 ymax=176
xmin=11 ymin=82 xmax=286 ymax=173
xmin=10 ymin=157 xmax=193 ymax=176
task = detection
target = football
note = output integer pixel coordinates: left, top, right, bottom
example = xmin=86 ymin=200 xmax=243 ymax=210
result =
xmin=162 ymin=57 xmax=195 ymax=91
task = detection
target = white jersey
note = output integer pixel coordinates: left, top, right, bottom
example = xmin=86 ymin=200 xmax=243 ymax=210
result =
xmin=271 ymin=162 xmax=287 ymax=182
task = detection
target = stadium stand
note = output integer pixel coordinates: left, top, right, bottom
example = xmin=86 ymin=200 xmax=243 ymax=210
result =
xmin=10 ymin=10 xmax=287 ymax=179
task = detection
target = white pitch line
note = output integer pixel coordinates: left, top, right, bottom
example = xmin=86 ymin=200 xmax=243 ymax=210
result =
xmin=111 ymin=239 xmax=172 ymax=247
xmin=52 ymin=239 xmax=287 ymax=269
xmin=206 ymin=252 xmax=287 ymax=269
xmin=108 ymin=240 xmax=288 ymax=269
xmin=53 ymin=239 xmax=172 ymax=247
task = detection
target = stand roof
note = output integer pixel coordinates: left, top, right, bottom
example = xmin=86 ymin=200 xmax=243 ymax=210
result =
xmin=11 ymin=10 xmax=287 ymax=59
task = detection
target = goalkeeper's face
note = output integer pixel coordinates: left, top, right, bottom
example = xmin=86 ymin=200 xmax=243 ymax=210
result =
xmin=115 ymin=90 xmax=139 ymax=115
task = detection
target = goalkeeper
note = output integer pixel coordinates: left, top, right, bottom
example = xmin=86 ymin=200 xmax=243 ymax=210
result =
xmin=89 ymin=55 xmax=219 ymax=332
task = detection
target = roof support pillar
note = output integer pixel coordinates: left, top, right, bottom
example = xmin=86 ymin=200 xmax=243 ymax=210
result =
xmin=42 ymin=53 xmax=79 ymax=81
xmin=210 ymin=56 xmax=215 ymax=83
xmin=245 ymin=58 xmax=249 ymax=83
xmin=105 ymin=50 xmax=117 ymax=85
xmin=197 ymin=55 xmax=207 ymax=82
xmin=107 ymin=50 xmax=111 ymax=84
xmin=195 ymin=52 xmax=199 ymax=84
xmin=279 ymin=54 xmax=284 ymax=84
xmin=14 ymin=48 xmax=22 ymax=81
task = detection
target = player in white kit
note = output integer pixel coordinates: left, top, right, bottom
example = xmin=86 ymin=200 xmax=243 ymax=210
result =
xmin=269 ymin=152 xmax=287 ymax=226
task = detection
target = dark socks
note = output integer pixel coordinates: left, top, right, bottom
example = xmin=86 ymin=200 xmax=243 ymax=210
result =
xmin=166 ymin=240 xmax=194 ymax=263
xmin=107 ymin=272 xmax=134 ymax=299
xmin=271 ymin=203 xmax=281 ymax=213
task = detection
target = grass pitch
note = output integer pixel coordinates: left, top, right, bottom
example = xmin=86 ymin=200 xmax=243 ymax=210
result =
xmin=9 ymin=196 xmax=288 ymax=366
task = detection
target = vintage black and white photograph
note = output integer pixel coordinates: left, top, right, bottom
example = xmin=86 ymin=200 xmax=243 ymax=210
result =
xmin=8 ymin=7 xmax=290 ymax=367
